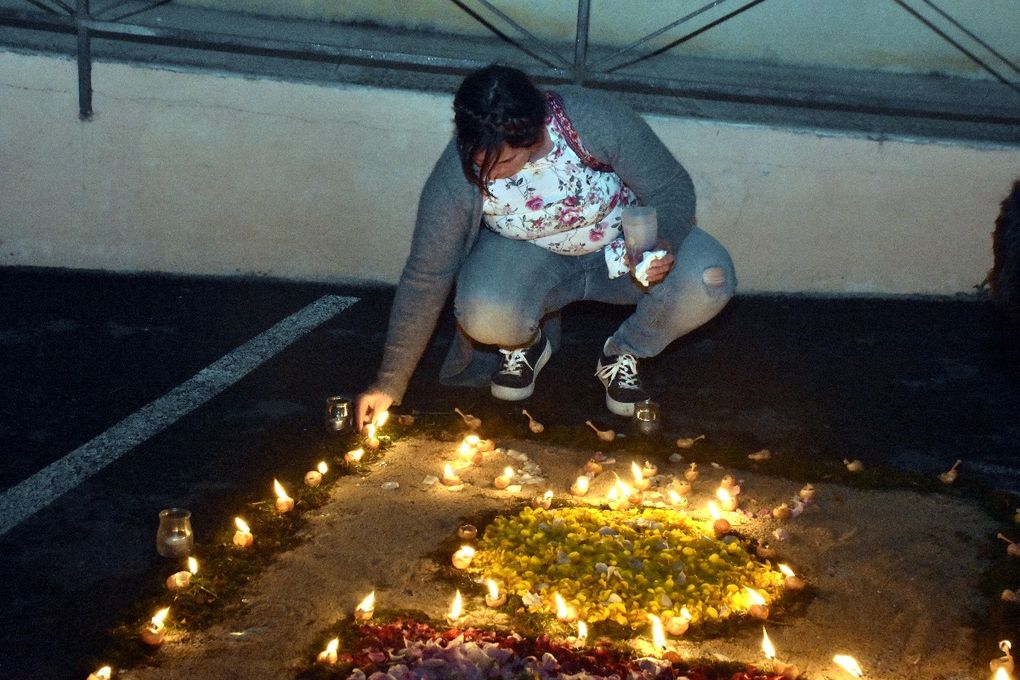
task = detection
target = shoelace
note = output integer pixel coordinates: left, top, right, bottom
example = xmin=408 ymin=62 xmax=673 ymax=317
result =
xmin=595 ymin=353 xmax=641 ymax=389
xmin=498 ymin=348 xmax=532 ymax=377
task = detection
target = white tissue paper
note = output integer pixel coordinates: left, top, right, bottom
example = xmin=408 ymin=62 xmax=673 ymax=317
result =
xmin=634 ymin=249 xmax=668 ymax=286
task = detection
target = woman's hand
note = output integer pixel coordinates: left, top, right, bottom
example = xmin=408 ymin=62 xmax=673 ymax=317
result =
xmin=354 ymin=390 xmax=394 ymax=433
xmin=631 ymin=238 xmax=675 ymax=286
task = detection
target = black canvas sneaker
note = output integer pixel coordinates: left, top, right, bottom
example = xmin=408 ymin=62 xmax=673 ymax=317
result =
xmin=595 ymin=350 xmax=650 ymax=416
xmin=490 ymin=331 xmax=552 ymax=401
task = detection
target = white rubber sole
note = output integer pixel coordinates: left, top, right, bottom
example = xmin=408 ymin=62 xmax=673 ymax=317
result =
xmin=490 ymin=341 xmax=552 ymax=401
xmin=605 ymin=394 xmax=637 ymax=417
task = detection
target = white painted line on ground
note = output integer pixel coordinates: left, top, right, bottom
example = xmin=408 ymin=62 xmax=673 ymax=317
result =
xmin=0 ymin=294 xmax=359 ymax=538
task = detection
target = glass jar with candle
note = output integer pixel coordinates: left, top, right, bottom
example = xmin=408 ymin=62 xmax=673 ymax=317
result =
xmin=325 ymin=396 xmax=353 ymax=433
xmin=633 ymin=399 xmax=661 ymax=436
xmin=156 ymin=508 xmax=194 ymax=558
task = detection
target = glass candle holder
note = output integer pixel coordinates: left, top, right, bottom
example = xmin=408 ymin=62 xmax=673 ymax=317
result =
xmin=633 ymin=399 xmax=661 ymax=436
xmin=156 ymin=508 xmax=194 ymax=558
xmin=325 ymin=396 xmax=353 ymax=433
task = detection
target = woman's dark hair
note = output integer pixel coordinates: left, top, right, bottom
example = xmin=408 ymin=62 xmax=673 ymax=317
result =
xmin=453 ymin=65 xmax=548 ymax=193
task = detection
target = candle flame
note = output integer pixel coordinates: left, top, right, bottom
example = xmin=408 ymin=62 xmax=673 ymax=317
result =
xmin=577 ymin=620 xmax=588 ymax=640
xmin=366 ymin=424 xmax=377 ymax=441
xmin=574 ymin=475 xmax=589 ymax=494
xmin=680 ymin=606 xmax=692 ymax=621
xmin=667 ymin=489 xmax=686 ymax=506
xmin=648 ymin=614 xmax=667 ymax=651
xmin=234 ymin=517 xmax=251 ymax=533
xmin=745 ymin=587 xmax=767 ymax=606
xmin=464 ymin=434 xmax=480 ymax=446
xmin=833 ymin=654 xmax=864 ymax=677
xmin=317 ymin=461 xmax=328 ymax=474
xmin=715 ymin=486 xmax=733 ymax=503
xmin=347 ymin=448 xmax=364 ymax=462
xmin=543 ymin=489 xmax=554 ymax=501
xmin=92 ymin=666 xmax=112 ymax=680
xmin=778 ymin=563 xmax=796 ymax=578
xmin=614 ymin=475 xmax=634 ymax=499
xmin=993 ymin=668 xmax=1010 ymax=680
xmin=356 ymin=591 xmax=375 ymax=612
xmin=273 ymin=478 xmax=292 ymax=501
xmin=448 ymin=590 xmax=463 ymax=620
xmin=457 ymin=441 xmax=474 ymax=458
xmin=187 ymin=557 xmax=198 ymax=575
xmin=151 ymin=607 xmax=170 ymax=628
xmin=374 ymin=410 xmax=389 ymax=428
xmin=486 ymin=579 xmax=500 ymax=600
xmin=503 ymin=466 xmax=514 ymax=479
xmin=631 ymin=461 xmax=643 ymax=482
xmin=325 ymin=637 xmax=338 ymax=654
xmin=708 ymin=500 xmax=721 ymax=520
xmin=455 ymin=545 xmax=476 ymax=560
xmin=555 ymin=592 xmax=569 ymax=619
xmin=761 ymin=626 xmax=776 ymax=660
xmin=443 ymin=462 xmax=458 ymax=479
xmin=607 ymin=487 xmax=619 ymax=502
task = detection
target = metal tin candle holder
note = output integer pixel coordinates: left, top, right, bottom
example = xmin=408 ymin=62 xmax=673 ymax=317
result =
xmin=325 ymin=396 xmax=353 ymax=433
xmin=633 ymin=399 xmax=661 ymax=436
xmin=156 ymin=507 xmax=194 ymax=558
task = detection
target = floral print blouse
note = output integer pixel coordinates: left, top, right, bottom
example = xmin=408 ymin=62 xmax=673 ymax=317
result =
xmin=481 ymin=115 xmax=638 ymax=278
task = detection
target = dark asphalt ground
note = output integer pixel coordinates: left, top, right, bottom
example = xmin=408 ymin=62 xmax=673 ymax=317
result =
xmin=1 ymin=266 xmax=1018 ymax=679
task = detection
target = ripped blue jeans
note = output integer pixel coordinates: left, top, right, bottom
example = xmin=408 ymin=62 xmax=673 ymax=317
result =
xmin=455 ymin=226 xmax=735 ymax=358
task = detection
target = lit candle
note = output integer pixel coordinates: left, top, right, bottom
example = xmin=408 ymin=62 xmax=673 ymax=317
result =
xmin=585 ymin=420 xmax=615 ymax=442
xmin=458 ymin=437 xmax=482 ymax=465
xmin=532 ymin=489 xmax=553 ymax=510
xmin=554 ymin=592 xmax=577 ymax=622
xmin=993 ymin=668 xmax=1012 ymax=680
xmin=571 ymin=475 xmax=590 ymax=497
xmin=745 ymin=587 xmax=770 ymax=620
xmin=607 ymin=487 xmax=625 ymax=511
xmin=648 ymin=614 xmax=667 ymax=657
xmin=232 ymin=517 xmax=254 ymax=548
xmin=165 ymin=556 xmax=198 ymax=591
xmin=522 ymin=409 xmax=544 ymax=433
xmin=442 ymin=462 xmax=462 ymax=487
xmin=667 ymin=489 xmax=688 ymax=509
xmin=761 ymin=627 xmax=800 ymax=679
xmin=451 ymin=545 xmax=476 ymax=570
xmin=364 ymin=423 xmax=380 ymax=450
xmin=86 ymin=665 xmax=112 ymax=680
xmin=833 ymin=654 xmax=864 ymax=678
xmin=344 ymin=447 xmax=365 ymax=464
xmin=708 ymin=501 xmax=730 ymax=537
xmin=447 ymin=589 xmax=465 ymax=625
xmin=316 ymin=637 xmax=339 ymax=665
xmin=642 ymin=461 xmax=658 ymax=478
xmin=614 ymin=475 xmax=637 ymax=504
xmin=664 ymin=606 xmax=692 ymax=636
xmin=493 ymin=466 xmax=514 ymax=490
xmin=575 ymin=620 xmax=588 ymax=648
xmin=354 ymin=591 xmax=375 ymax=621
xmin=273 ymin=479 xmax=295 ymax=512
xmin=631 ymin=462 xmax=650 ymax=491
xmin=684 ymin=462 xmax=699 ymax=482
xmin=778 ymin=564 xmax=807 ymax=591
xmin=140 ymin=607 xmax=170 ymax=646
xmin=485 ymin=579 xmax=507 ymax=607
xmin=989 ymin=640 xmax=1014 ymax=676
xmin=716 ymin=486 xmax=738 ymax=512
xmin=304 ymin=461 xmax=328 ymax=487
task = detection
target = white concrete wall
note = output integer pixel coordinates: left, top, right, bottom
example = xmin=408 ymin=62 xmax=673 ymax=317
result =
xmin=2 ymin=50 xmax=1018 ymax=294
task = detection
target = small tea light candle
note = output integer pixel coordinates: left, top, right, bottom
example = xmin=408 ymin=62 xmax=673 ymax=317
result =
xmin=140 ymin=607 xmax=170 ymax=646
xmin=354 ymin=591 xmax=375 ymax=621
xmin=493 ymin=466 xmax=514 ymax=490
xmin=762 ymin=627 xmax=800 ymax=680
xmin=570 ymin=475 xmax=590 ymax=497
xmin=745 ymin=588 xmax=770 ymax=620
xmin=344 ymin=448 xmax=365 ymax=464
xmin=665 ymin=607 xmax=692 ymax=636
xmin=304 ymin=461 xmax=328 ymax=487
xmin=485 ymin=579 xmax=507 ymax=607
xmin=232 ymin=517 xmax=254 ymax=548
xmin=87 ymin=666 xmax=112 ymax=680
xmin=457 ymin=524 xmax=478 ymax=541
xmin=667 ymin=489 xmax=688 ymax=508
xmin=708 ymin=501 xmax=730 ymax=537
xmin=574 ymin=620 xmax=588 ymax=648
xmin=447 ymin=590 xmax=465 ymax=625
xmin=364 ymin=423 xmax=381 ymax=450
xmin=778 ymin=564 xmax=807 ymax=591
xmin=532 ymin=489 xmax=553 ymax=510
xmin=451 ymin=545 xmax=476 ymax=569
xmin=716 ymin=486 xmax=738 ymax=512
xmin=607 ymin=487 xmax=628 ymax=511
xmin=458 ymin=437 xmax=483 ymax=466
xmin=630 ymin=462 xmax=651 ymax=491
xmin=165 ymin=556 xmax=199 ymax=591
xmin=442 ymin=462 xmax=462 ymax=487
xmin=648 ymin=614 xmax=668 ymax=657
xmin=273 ymin=479 xmax=295 ymax=513
xmin=316 ymin=638 xmax=339 ymax=665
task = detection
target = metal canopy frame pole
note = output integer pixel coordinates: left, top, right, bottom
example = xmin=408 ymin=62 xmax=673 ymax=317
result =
xmin=573 ymin=0 xmax=591 ymax=84
xmin=75 ymin=0 xmax=92 ymax=119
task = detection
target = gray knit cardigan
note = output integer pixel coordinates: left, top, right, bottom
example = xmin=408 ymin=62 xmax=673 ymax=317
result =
xmin=371 ymin=86 xmax=697 ymax=403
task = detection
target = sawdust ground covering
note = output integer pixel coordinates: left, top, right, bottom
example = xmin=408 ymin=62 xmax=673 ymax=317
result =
xmin=120 ymin=436 xmax=998 ymax=680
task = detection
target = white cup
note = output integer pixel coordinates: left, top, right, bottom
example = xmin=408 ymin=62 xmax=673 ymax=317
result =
xmin=621 ymin=206 xmax=658 ymax=262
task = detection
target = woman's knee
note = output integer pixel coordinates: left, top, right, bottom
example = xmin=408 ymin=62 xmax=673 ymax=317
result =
xmin=454 ymin=294 xmax=537 ymax=346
